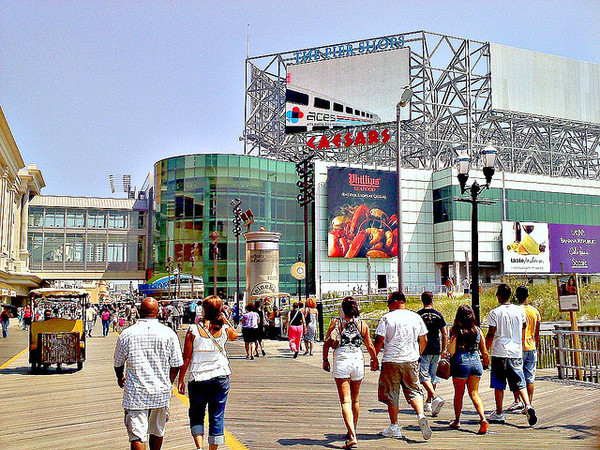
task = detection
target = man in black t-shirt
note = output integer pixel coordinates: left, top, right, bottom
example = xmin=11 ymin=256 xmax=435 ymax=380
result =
xmin=417 ymin=291 xmax=447 ymax=416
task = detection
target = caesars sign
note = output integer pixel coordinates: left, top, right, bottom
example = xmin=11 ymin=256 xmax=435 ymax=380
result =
xmin=502 ymin=221 xmax=600 ymax=274
xmin=327 ymin=167 xmax=398 ymax=259
xmin=285 ymin=40 xmax=410 ymax=137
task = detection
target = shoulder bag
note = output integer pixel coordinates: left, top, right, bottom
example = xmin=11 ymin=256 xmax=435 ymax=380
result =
xmin=326 ymin=318 xmax=342 ymax=349
xmin=197 ymin=322 xmax=227 ymax=356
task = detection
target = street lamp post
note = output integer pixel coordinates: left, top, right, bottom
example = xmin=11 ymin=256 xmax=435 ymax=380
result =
xmin=296 ymin=153 xmax=315 ymax=303
xmin=230 ymin=198 xmax=243 ymax=324
xmin=396 ymin=86 xmax=413 ymax=293
xmin=190 ymin=243 xmax=198 ymax=299
xmin=210 ymin=231 xmax=220 ymax=297
xmin=176 ymin=250 xmax=183 ymax=298
xmin=456 ymin=143 xmax=498 ymax=324
xmin=166 ymin=256 xmax=173 ymax=299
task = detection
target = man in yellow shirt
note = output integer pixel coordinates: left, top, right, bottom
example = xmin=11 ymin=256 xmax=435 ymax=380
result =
xmin=506 ymin=286 xmax=541 ymax=411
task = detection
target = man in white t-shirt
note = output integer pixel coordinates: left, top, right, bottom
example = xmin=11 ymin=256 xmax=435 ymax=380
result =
xmin=485 ymin=283 xmax=537 ymax=426
xmin=374 ymin=291 xmax=431 ymax=441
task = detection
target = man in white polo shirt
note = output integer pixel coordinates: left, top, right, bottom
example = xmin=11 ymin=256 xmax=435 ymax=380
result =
xmin=485 ymin=283 xmax=537 ymax=426
xmin=114 ymin=297 xmax=183 ymax=450
xmin=374 ymin=291 xmax=431 ymax=441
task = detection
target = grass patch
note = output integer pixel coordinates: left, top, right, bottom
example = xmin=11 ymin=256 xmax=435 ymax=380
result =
xmin=354 ymin=280 xmax=600 ymax=325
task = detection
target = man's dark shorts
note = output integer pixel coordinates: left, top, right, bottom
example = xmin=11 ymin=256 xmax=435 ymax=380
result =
xmin=490 ymin=356 xmax=526 ymax=391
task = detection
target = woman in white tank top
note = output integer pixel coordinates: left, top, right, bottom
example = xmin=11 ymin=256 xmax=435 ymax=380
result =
xmin=178 ymin=296 xmax=239 ymax=449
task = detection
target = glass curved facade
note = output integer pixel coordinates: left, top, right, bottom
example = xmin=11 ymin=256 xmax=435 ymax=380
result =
xmin=152 ymin=154 xmax=309 ymax=297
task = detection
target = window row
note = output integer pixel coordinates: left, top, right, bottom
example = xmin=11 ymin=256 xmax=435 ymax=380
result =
xmin=29 ymin=208 xmax=143 ymax=229
xmin=28 ymin=234 xmax=141 ymax=263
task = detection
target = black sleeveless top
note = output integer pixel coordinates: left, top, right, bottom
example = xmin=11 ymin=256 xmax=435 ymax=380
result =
xmin=289 ymin=309 xmax=303 ymax=326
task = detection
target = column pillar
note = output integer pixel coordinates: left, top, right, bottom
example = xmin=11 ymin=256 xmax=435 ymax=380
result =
xmin=0 ymin=167 xmax=8 ymax=258
xmin=18 ymin=188 xmax=30 ymax=271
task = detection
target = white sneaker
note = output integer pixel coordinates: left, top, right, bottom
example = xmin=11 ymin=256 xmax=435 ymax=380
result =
xmin=418 ymin=415 xmax=432 ymax=440
xmin=423 ymin=402 xmax=432 ymax=414
xmin=379 ymin=424 xmax=403 ymax=438
xmin=506 ymin=401 xmax=524 ymax=411
xmin=488 ymin=411 xmax=506 ymax=423
xmin=431 ymin=396 xmax=445 ymax=416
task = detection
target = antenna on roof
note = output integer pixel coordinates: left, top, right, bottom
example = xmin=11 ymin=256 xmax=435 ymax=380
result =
xmin=108 ymin=174 xmax=133 ymax=197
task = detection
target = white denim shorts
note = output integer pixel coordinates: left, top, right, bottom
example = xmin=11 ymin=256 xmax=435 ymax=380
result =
xmin=124 ymin=407 xmax=169 ymax=442
xmin=332 ymin=347 xmax=364 ymax=381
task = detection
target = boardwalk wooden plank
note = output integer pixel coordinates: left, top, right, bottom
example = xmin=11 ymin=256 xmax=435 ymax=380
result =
xmin=1 ymin=321 xmax=599 ymax=449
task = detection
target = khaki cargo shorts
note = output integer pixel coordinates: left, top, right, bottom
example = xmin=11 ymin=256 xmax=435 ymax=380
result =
xmin=378 ymin=361 xmax=423 ymax=408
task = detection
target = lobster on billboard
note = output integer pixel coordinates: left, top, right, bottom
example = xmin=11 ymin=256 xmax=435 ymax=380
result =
xmin=327 ymin=167 xmax=398 ymax=258
xmin=285 ymin=47 xmax=410 ymax=134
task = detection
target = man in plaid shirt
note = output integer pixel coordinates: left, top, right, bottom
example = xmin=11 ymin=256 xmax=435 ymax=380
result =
xmin=114 ymin=297 xmax=183 ymax=450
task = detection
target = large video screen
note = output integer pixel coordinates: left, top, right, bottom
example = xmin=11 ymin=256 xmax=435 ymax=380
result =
xmin=286 ymin=48 xmax=410 ymax=134
xmin=327 ymin=167 xmax=398 ymax=258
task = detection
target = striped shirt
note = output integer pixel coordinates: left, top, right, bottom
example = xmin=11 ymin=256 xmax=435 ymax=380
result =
xmin=114 ymin=318 xmax=183 ymax=409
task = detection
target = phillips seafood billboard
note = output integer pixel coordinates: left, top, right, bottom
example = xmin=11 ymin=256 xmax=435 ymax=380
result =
xmin=327 ymin=167 xmax=398 ymax=258
xmin=502 ymin=221 xmax=550 ymax=273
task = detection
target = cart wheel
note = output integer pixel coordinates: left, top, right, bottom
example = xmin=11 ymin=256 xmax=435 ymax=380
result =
xmin=77 ymin=362 xmax=83 ymax=371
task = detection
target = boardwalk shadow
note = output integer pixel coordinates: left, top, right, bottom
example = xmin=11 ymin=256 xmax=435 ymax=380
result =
xmin=278 ymin=432 xmax=409 ymax=448
xmin=0 ymin=365 xmax=79 ymax=375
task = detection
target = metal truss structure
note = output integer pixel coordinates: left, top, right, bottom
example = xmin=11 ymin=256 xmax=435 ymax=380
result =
xmin=244 ymin=31 xmax=600 ymax=178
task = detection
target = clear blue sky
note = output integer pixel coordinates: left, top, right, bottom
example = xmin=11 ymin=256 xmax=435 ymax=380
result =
xmin=1 ymin=1 xmax=598 ymax=197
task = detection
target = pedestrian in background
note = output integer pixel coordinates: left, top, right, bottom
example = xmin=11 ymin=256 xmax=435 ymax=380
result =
xmin=178 ymin=295 xmax=239 ymax=450
xmin=303 ymin=298 xmax=319 ymax=356
xmin=485 ymin=283 xmax=538 ymax=426
xmin=285 ymin=302 xmax=305 ymax=358
xmin=22 ymin=305 xmax=32 ymax=330
xmin=374 ymin=291 xmax=431 ymax=441
xmin=241 ymin=303 xmax=259 ymax=359
xmin=1 ymin=306 xmax=12 ymax=338
xmin=447 ymin=305 xmax=489 ymax=434
xmin=101 ymin=307 xmax=111 ymax=337
xmin=506 ymin=285 xmax=541 ymax=412
xmin=323 ymin=297 xmax=378 ymax=449
xmin=85 ymin=304 xmax=95 ymax=337
xmin=254 ymin=300 xmax=266 ymax=357
xmin=114 ymin=297 xmax=183 ymax=450
xmin=417 ymin=291 xmax=447 ymax=416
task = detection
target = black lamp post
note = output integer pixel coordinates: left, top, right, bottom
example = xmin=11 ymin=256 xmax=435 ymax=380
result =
xmin=210 ymin=231 xmax=220 ymax=297
xmin=166 ymin=256 xmax=173 ymax=299
xmin=230 ymin=198 xmax=243 ymax=325
xmin=456 ymin=143 xmax=497 ymax=325
xmin=296 ymin=153 xmax=315 ymax=303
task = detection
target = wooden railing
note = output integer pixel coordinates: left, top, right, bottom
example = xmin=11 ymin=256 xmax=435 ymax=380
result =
xmin=554 ymin=328 xmax=600 ymax=383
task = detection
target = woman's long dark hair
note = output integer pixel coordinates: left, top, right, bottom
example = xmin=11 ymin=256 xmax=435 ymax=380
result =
xmin=450 ymin=305 xmax=478 ymax=352
xmin=203 ymin=295 xmax=226 ymax=332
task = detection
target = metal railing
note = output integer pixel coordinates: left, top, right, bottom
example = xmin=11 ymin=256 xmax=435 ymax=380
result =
xmin=554 ymin=329 xmax=600 ymax=383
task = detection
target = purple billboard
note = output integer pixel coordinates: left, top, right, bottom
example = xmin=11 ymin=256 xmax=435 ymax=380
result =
xmin=549 ymin=224 xmax=600 ymax=273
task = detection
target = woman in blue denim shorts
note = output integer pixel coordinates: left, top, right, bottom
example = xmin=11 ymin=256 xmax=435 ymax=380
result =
xmin=446 ymin=305 xmax=490 ymax=434
xmin=178 ymin=296 xmax=239 ymax=449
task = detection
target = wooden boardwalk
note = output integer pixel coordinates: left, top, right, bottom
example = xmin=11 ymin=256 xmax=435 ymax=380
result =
xmin=1 ymin=320 xmax=599 ymax=449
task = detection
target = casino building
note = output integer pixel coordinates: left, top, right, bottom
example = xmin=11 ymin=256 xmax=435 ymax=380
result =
xmin=238 ymin=30 xmax=600 ymax=295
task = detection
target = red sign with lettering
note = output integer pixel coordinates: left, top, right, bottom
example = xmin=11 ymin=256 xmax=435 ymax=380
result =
xmin=307 ymin=128 xmax=391 ymax=150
